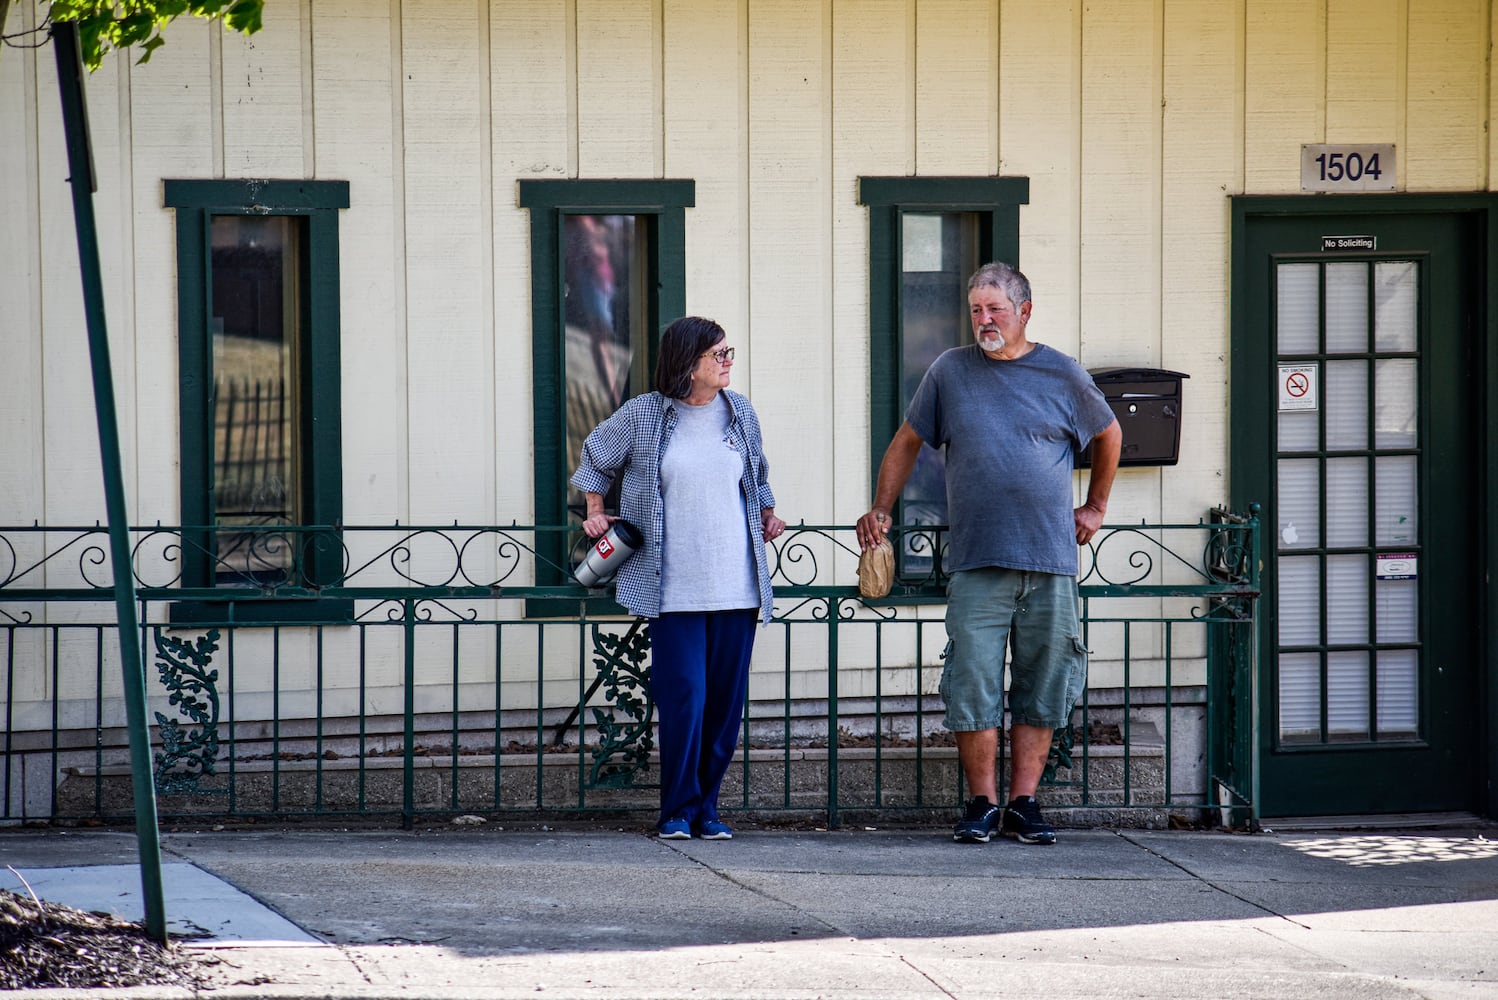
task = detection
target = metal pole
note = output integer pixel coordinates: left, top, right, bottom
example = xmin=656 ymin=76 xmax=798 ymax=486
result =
xmin=826 ymin=598 xmax=839 ymax=830
xmin=50 ymin=21 xmax=168 ymax=943
xmin=403 ymin=598 xmax=416 ymax=830
xmin=1246 ymin=505 xmax=1262 ymax=829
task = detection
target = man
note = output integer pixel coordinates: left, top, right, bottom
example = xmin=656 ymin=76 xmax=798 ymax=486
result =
xmin=856 ymin=262 xmax=1121 ymax=845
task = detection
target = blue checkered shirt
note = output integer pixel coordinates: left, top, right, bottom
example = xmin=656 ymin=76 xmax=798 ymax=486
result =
xmin=571 ymin=389 xmax=778 ymax=623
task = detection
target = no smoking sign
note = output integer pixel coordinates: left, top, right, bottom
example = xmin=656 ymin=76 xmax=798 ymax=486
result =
xmin=1278 ymin=364 xmax=1319 ymax=411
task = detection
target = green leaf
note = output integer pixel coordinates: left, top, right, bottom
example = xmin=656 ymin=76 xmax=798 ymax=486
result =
xmin=135 ymin=33 xmax=165 ymax=64
xmin=225 ymin=0 xmax=262 ymax=35
xmin=46 ymin=0 xmax=265 ymax=71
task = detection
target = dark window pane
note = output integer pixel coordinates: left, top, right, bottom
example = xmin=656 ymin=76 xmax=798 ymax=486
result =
xmin=210 ymin=214 xmax=300 ymax=578
xmin=564 ymin=214 xmax=647 ymax=512
xmin=898 ymin=212 xmax=978 ymax=573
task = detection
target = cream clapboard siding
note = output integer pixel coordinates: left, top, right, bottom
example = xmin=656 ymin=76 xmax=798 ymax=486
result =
xmin=1 ymin=0 xmax=1495 ymax=728
xmin=746 ymin=0 xmax=836 ymax=698
xmin=0 ymin=3 xmax=45 ymax=710
xmin=1325 ymin=0 xmax=1400 ymax=149
xmin=318 ymin=0 xmax=403 ymax=529
xmin=311 ymin=1 xmax=403 ymax=707
xmin=667 ymin=0 xmax=749 ymax=372
xmin=831 ymin=0 xmax=909 ymax=532
xmin=403 ymin=2 xmax=491 ymax=530
xmin=1076 ymin=0 xmax=1166 ymax=672
xmin=827 ymin=0 xmax=924 ymax=700
xmin=1406 ymin=0 xmax=1488 ymax=189
xmin=1245 ymin=0 xmax=1323 ymax=191
xmin=491 ymin=0 xmax=568 ymax=532
xmin=1 ymin=6 xmax=42 ymax=545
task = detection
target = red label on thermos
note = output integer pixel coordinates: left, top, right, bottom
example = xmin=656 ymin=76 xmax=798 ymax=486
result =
xmin=596 ymin=537 xmax=615 ymax=558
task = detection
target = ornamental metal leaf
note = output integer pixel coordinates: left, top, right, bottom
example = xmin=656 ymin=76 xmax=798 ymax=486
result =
xmin=586 ymin=622 xmax=655 ymax=788
xmin=151 ymin=628 xmax=223 ymax=794
xmin=1041 ymin=722 xmax=1076 ymax=785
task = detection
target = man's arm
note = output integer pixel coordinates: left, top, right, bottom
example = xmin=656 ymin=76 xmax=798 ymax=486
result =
xmin=1074 ymin=419 xmax=1121 ymax=545
xmin=856 ymin=422 xmax=925 ymax=550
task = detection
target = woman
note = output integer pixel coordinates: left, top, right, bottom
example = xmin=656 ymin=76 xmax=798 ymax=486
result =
xmin=572 ymin=316 xmax=786 ymax=840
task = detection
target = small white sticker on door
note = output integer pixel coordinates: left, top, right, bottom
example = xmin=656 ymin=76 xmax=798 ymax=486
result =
xmin=1278 ymin=364 xmax=1319 ymax=411
xmin=1376 ymin=553 xmax=1418 ymax=580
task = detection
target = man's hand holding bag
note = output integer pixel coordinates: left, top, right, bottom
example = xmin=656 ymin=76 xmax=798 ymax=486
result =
xmin=858 ymin=536 xmax=894 ymax=599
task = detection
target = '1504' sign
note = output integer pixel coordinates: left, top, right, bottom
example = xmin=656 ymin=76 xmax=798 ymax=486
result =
xmin=1301 ymin=144 xmax=1396 ymax=192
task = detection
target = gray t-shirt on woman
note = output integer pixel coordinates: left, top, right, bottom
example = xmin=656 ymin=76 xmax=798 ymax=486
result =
xmin=659 ymin=393 xmax=760 ymax=613
xmin=905 ymin=343 xmax=1115 ymax=577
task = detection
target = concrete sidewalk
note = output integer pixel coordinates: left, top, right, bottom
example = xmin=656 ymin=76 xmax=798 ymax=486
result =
xmin=3 ymin=819 xmax=1497 ymax=999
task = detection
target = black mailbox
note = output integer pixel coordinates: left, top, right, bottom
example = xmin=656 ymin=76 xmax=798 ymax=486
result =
xmin=1076 ymin=367 xmax=1189 ymax=468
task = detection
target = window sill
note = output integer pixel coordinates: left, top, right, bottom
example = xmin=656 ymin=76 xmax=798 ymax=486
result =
xmin=168 ymin=598 xmax=356 ymax=627
xmin=524 ymin=595 xmax=631 ymax=620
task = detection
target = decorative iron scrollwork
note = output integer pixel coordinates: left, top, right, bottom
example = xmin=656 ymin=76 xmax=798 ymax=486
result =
xmin=151 ymin=628 xmax=223 ymax=794
xmin=1043 ymin=722 xmax=1077 ymax=785
xmin=586 ymin=621 xmax=655 ymax=788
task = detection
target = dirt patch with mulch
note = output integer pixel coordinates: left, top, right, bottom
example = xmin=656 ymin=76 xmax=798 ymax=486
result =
xmin=0 ymin=887 xmax=209 ymax=991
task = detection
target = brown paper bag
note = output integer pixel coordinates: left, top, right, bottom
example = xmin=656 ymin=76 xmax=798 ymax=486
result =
xmin=858 ymin=536 xmax=894 ymax=599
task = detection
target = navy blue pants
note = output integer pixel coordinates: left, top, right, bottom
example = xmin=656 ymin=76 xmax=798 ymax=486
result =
xmin=648 ymin=609 xmax=758 ymax=828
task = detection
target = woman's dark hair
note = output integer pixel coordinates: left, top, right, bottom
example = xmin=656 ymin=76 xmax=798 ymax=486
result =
xmin=654 ymin=316 xmax=726 ymax=398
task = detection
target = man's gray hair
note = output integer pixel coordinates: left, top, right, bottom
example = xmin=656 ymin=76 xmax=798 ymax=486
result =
xmin=967 ymin=261 xmax=1031 ymax=308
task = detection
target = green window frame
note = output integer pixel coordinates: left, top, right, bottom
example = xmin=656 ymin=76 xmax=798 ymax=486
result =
xmin=858 ymin=176 xmax=1029 ymax=591
xmin=519 ymin=179 xmax=693 ymax=613
xmin=164 ymin=179 xmax=350 ymax=624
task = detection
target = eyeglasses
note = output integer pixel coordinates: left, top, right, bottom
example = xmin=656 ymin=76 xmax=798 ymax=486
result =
xmin=701 ymin=346 xmax=735 ymax=363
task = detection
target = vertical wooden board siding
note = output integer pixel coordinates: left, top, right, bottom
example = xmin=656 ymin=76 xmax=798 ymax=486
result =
xmin=400 ymin=2 xmax=492 ymax=523
xmin=664 ymin=0 xmax=747 ymax=347
xmin=1406 ymin=0 xmax=1486 ymax=190
xmin=1161 ymin=0 xmax=1237 ymax=521
xmin=220 ymin=1 xmax=305 ymax=177
xmin=1244 ymin=0 xmax=1324 ymax=192
xmin=747 ymin=1 xmax=833 ymax=525
xmin=1080 ymin=0 xmax=1160 ymax=528
xmin=128 ymin=24 xmax=216 ymax=530
xmin=999 ymin=1 xmax=1082 ymax=353
xmin=831 ymin=0 xmax=911 ymax=522
xmin=314 ymin=3 xmax=403 ymax=524
xmin=54 ymin=29 xmax=206 ymax=531
xmin=0 ymin=4 xmax=42 ymax=530
xmin=914 ymin=0 xmax=996 ymax=174
xmin=37 ymin=54 xmax=103 ymax=528
xmin=493 ymin=0 xmax=571 ymax=522
xmin=492 ymin=0 xmax=570 ymax=178
xmin=1324 ymin=0 xmax=1399 ymax=142
xmin=81 ymin=54 xmax=141 ymax=520
xmin=1079 ymin=0 xmax=1159 ymax=355
xmin=575 ymin=0 xmax=661 ymax=177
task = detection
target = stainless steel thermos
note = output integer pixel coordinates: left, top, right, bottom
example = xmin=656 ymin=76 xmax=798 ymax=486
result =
xmin=573 ymin=519 xmax=643 ymax=587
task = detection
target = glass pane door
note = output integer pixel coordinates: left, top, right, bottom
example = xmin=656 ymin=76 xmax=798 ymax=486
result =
xmin=1239 ymin=206 xmax=1480 ymax=818
xmin=1274 ymin=259 xmax=1421 ymax=745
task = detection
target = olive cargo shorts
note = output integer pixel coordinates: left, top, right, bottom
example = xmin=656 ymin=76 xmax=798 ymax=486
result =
xmin=939 ymin=567 xmax=1088 ymax=731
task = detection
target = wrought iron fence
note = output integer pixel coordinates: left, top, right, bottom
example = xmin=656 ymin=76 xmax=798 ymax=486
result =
xmin=0 ymin=511 xmax=1259 ymax=829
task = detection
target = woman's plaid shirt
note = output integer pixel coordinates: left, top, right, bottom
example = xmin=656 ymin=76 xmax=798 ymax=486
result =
xmin=570 ymin=389 xmax=778 ymax=623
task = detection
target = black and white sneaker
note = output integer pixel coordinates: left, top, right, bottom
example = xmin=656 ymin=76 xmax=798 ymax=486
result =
xmin=952 ymin=796 xmax=1002 ymax=843
xmin=1001 ymin=796 xmax=1057 ymax=845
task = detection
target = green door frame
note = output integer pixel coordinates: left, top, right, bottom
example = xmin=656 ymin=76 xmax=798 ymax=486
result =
xmin=1229 ymin=193 xmax=1498 ymax=819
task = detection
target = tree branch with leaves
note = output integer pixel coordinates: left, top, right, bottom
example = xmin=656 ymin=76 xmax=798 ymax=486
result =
xmin=2 ymin=0 xmax=264 ymax=70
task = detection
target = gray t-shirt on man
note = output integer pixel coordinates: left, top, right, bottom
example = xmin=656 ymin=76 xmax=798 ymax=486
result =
xmin=905 ymin=343 xmax=1115 ymax=577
